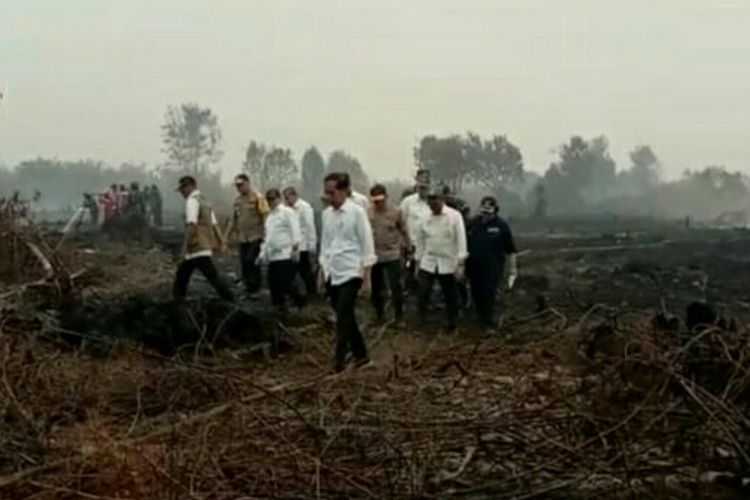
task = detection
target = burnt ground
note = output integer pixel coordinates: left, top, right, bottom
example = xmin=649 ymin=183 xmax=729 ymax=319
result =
xmin=1 ymin=220 xmax=748 ymax=499
xmin=513 ymin=226 xmax=750 ymax=322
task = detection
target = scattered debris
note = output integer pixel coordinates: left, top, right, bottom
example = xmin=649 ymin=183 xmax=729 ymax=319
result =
xmin=0 ymin=223 xmax=749 ymax=498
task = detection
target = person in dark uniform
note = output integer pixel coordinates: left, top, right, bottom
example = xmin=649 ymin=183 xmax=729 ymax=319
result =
xmin=466 ymin=196 xmax=518 ymax=328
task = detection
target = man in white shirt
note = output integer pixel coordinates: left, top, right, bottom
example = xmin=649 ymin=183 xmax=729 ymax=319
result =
xmin=349 ymin=189 xmax=371 ymax=211
xmin=414 ymin=190 xmax=468 ymax=332
xmin=283 ymin=186 xmax=318 ymax=295
xmin=173 ymin=176 xmax=235 ymax=302
xmin=399 ymin=169 xmax=432 ymax=290
xmin=259 ymin=189 xmax=306 ymax=312
xmin=399 ymin=169 xmax=432 ymax=242
xmin=319 ymin=172 xmax=377 ymax=372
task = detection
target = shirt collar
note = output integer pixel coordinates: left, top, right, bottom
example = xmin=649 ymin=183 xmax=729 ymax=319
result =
xmin=189 ymin=190 xmax=201 ymax=199
xmin=430 ymin=205 xmax=446 ymax=216
xmin=333 ymin=199 xmax=354 ymax=212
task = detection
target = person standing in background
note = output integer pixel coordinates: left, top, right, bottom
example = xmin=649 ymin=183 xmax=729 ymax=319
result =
xmin=148 ymin=184 xmax=163 ymax=227
xmin=349 ymin=188 xmax=371 ymax=211
xmin=399 ymin=169 xmax=432 ymax=292
xmin=466 ymin=196 xmax=518 ymax=328
xmin=259 ymin=189 xmax=306 ymax=313
xmin=319 ymin=172 xmax=376 ymax=373
xmin=82 ymin=193 xmax=99 ymax=226
xmin=225 ymin=173 xmax=269 ymax=299
xmin=368 ymin=184 xmax=408 ymax=325
xmin=99 ymin=189 xmax=115 ymax=224
xmin=127 ymin=182 xmax=146 ymax=218
xmin=341 ymin=172 xmax=371 ymax=211
xmin=414 ymin=190 xmax=468 ymax=333
xmin=116 ymin=184 xmax=130 ymax=216
xmin=173 ymin=176 xmax=234 ymax=302
xmin=283 ymin=186 xmax=318 ymax=296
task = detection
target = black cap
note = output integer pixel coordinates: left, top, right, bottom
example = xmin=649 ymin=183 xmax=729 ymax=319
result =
xmin=177 ymin=175 xmax=196 ymax=190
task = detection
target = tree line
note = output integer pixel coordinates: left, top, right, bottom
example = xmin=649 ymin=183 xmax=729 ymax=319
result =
xmin=1 ymin=102 xmax=748 ymax=222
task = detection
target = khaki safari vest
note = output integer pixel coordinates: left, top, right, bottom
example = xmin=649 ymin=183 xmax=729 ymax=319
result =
xmin=185 ymin=194 xmax=220 ymax=254
xmin=233 ymin=193 xmax=267 ymax=242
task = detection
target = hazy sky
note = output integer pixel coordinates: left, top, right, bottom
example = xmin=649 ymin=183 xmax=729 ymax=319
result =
xmin=1 ymin=0 xmax=749 ymax=181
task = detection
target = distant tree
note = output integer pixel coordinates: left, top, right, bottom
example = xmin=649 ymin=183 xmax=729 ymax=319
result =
xmin=683 ymin=166 xmax=747 ymax=198
xmin=327 ymin=150 xmax=369 ymax=192
xmin=301 ymin=147 xmax=326 ymax=198
xmin=414 ymin=135 xmax=466 ymax=192
xmin=242 ymin=141 xmax=298 ymax=190
xmin=161 ymin=103 xmax=223 ymax=176
xmin=532 ymin=182 xmax=548 ymax=218
xmin=262 ymin=147 xmax=298 ymax=190
xmin=627 ymin=145 xmax=661 ymax=191
xmin=9 ymin=158 xmax=155 ymax=208
xmin=652 ymin=166 xmax=750 ymax=221
xmin=242 ymin=140 xmax=267 ymax=186
xmin=464 ymin=133 xmax=524 ymax=194
xmin=0 ymin=166 xmax=12 ymax=196
xmin=543 ymin=135 xmax=617 ymax=212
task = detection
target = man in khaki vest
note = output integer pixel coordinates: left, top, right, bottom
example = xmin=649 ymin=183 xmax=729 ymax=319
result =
xmin=369 ymin=184 xmax=408 ymax=324
xmin=225 ymin=173 xmax=269 ymax=298
xmin=174 ymin=176 xmax=235 ymax=302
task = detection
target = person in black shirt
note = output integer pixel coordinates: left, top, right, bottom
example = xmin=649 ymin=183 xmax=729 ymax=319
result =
xmin=466 ymin=196 xmax=518 ymax=327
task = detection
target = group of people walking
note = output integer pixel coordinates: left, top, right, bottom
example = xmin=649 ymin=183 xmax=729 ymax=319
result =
xmin=174 ymin=168 xmax=518 ymax=373
xmin=96 ymin=183 xmax=163 ymax=227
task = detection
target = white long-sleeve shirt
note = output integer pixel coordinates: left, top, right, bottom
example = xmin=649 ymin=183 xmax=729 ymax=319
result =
xmin=288 ymin=198 xmax=317 ymax=252
xmin=415 ymin=205 xmax=468 ymax=274
xmin=319 ymin=199 xmax=377 ymax=286
xmin=350 ymin=191 xmax=371 ymax=211
xmin=399 ymin=192 xmax=431 ymax=245
xmin=260 ymin=204 xmax=302 ymax=262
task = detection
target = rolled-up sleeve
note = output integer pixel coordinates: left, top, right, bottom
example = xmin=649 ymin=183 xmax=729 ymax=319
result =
xmin=319 ymin=210 xmax=331 ymax=270
xmin=303 ymin=203 xmax=317 ymax=250
xmin=289 ymin=209 xmax=302 ymax=247
xmin=357 ymin=208 xmax=377 ymax=268
xmin=414 ymin=221 xmax=426 ymax=263
xmin=455 ymin=212 xmax=468 ymax=262
xmin=185 ymin=197 xmax=199 ymax=224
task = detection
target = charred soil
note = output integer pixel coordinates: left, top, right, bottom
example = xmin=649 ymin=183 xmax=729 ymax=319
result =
xmin=1 ymin=221 xmax=748 ymax=499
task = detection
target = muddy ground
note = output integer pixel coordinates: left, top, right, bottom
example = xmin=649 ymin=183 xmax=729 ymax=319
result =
xmin=0 ymin=218 xmax=748 ymax=499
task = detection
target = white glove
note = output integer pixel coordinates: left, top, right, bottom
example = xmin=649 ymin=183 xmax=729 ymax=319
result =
xmin=507 ymin=253 xmax=518 ymax=290
xmin=507 ymin=273 xmax=517 ymax=290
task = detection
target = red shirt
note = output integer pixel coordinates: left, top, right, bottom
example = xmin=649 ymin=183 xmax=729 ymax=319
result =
xmin=99 ymin=193 xmax=115 ymax=220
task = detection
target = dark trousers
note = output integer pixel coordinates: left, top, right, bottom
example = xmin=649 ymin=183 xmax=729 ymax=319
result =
xmin=327 ymin=278 xmax=368 ymax=371
xmin=371 ymin=260 xmax=403 ymax=320
xmin=469 ymin=268 xmax=501 ymax=326
xmin=297 ymin=251 xmax=317 ymax=296
xmin=417 ymin=270 xmax=458 ymax=329
xmin=268 ymin=259 xmax=306 ymax=310
xmin=457 ymin=281 xmax=469 ymax=309
xmin=405 ymin=257 xmax=420 ymax=294
xmin=239 ymin=240 xmax=262 ymax=294
xmin=173 ymin=256 xmax=235 ymax=302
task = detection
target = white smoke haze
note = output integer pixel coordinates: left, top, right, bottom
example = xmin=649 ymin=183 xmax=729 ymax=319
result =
xmin=1 ymin=0 xmax=749 ymax=221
